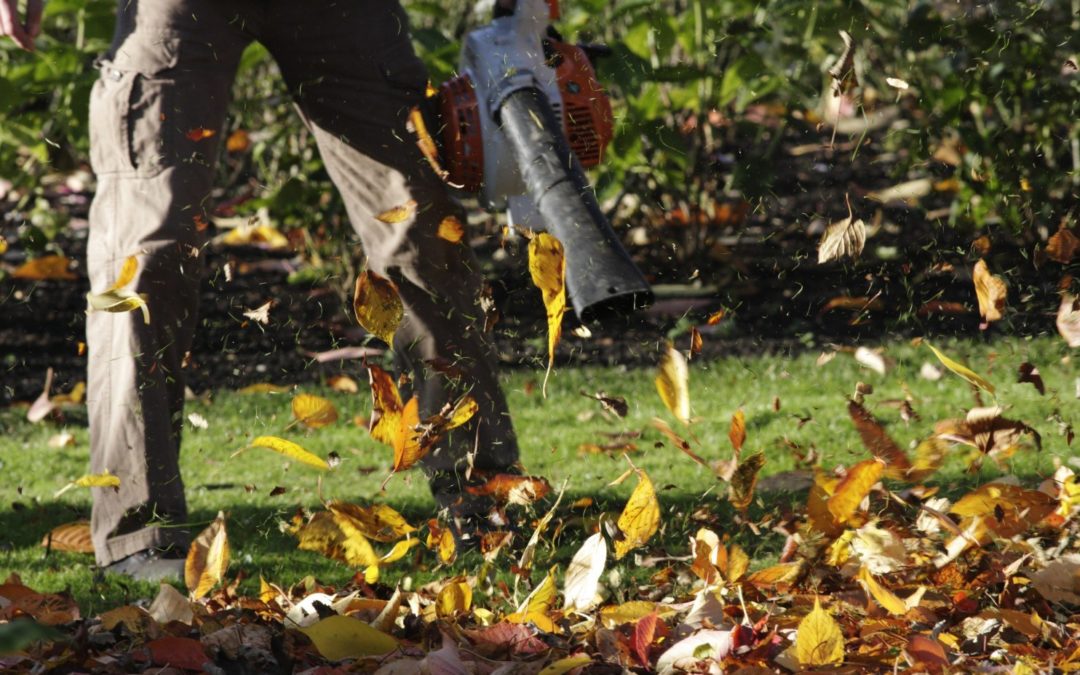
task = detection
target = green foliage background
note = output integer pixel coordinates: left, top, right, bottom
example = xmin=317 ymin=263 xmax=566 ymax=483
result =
xmin=1 ymin=0 xmax=1077 ymax=250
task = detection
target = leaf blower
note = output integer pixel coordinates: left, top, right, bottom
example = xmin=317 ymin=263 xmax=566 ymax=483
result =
xmin=415 ymin=0 xmax=653 ymax=323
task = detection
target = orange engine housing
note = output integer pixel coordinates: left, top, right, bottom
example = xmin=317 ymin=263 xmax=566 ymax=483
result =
xmin=437 ymin=39 xmax=613 ymax=193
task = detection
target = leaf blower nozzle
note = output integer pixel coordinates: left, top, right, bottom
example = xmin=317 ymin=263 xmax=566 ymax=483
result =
xmin=497 ymin=88 xmax=653 ymax=323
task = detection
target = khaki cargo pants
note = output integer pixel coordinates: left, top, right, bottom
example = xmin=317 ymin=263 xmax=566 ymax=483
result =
xmin=87 ymin=0 xmax=518 ymax=566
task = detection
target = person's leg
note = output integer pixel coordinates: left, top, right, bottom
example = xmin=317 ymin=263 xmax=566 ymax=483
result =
xmin=87 ymin=0 xmax=254 ymax=566
xmin=261 ymin=1 xmax=519 ymax=492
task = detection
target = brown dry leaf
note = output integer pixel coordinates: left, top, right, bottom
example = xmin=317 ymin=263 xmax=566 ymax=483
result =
xmin=13 ymin=254 xmax=77 ymax=281
xmin=583 ymin=391 xmax=628 ymax=418
xmin=973 ymin=259 xmax=1007 ymax=323
xmin=291 ymin=393 xmax=339 ymax=429
xmin=367 ymin=364 xmax=404 ymax=445
xmin=437 ymin=215 xmax=465 ymax=244
xmin=729 ymin=409 xmax=746 ymax=453
xmin=41 ymin=521 xmax=93 ymax=554
xmin=1018 ymin=362 xmax=1045 ymax=395
xmin=818 ymin=215 xmax=866 ymax=264
xmin=847 ymin=400 xmax=911 ymax=478
xmin=827 ymin=459 xmax=884 ymax=527
xmin=614 ymin=470 xmax=661 ymax=560
xmin=465 ymin=474 xmax=552 ymax=506
xmin=689 ymin=327 xmax=703 ymax=358
xmin=655 ymin=343 xmax=690 ymax=424
xmin=353 ymin=270 xmax=403 ymax=347
xmin=728 ymin=452 xmax=765 ymax=511
xmin=651 ymin=418 xmax=707 ymax=467
xmin=1046 ymin=224 xmax=1079 ymax=264
xmin=225 ymin=129 xmax=250 ymax=153
xmin=375 ymin=200 xmax=417 ymax=224
xmin=795 ymin=598 xmax=845 ymax=667
xmin=528 ymin=232 xmax=566 ymax=396
xmin=185 ymin=511 xmax=229 ymax=600
xmin=1030 ymin=553 xmax=1080 ymax=604
xmin=1057 ymin=294 xmax=1080 ymax=347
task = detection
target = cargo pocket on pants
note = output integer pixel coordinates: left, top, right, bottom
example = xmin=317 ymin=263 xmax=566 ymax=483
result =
xmin=89 ymin=59 xmax=170 ymax=178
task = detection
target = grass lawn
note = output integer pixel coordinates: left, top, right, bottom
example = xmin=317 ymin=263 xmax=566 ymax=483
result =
xmin=0 ymin=336 xmax=1074 ymax=615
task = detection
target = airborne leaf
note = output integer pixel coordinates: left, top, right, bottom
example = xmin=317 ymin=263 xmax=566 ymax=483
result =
xmin=972 ymin=259 xmax=1007 ymax=323
xmin=847 ymin=400 xmax=911 ymax=478
xmin=827 ymin=459 xmax=884 ymax=527
xmin=818 ymin=215 xmax=866 ymax=264
xmin=353 ymin=270 xmax=403 ymax=347
xmin=728 ymin=452 xmax=765 ymax=511
xmin=925 ymin=342 xmax=996 ymax=394
xmin=374 ymin=199 xmax=417 ymax=224
xmin=246 ymin=436 xmax=330 ymax=471
xmin=185 ymin=511 xmax=229 ymax=600
xmin=1058 ymin=294 xmax=1080 ymax=347
xmin=655 ymin=343 xmax=690 ymax=424
xmin=528 ymin=232 xmax=566 ymax=397
xmin=563 ymin=532 xmax=607 ymax=611
xmin=437 ymin=215 xmax=466 ymax=243
xmin=728 ymin=409 xmax=746 ymax=453
xmin=615 ymin=471 xmax=661 ymax=559
xmin=291 ymin=393 xmax=339 ymax=429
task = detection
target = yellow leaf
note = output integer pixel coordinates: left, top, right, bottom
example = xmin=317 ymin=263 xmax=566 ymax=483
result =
xmin=729 ymin=409 xmax=746 ymax=452
xmin=508 ymin=567 xmax=558 ymax=630
xmin=614 ymin=471 xmax=660 ymax=559
xmin=951 ymin=483 xmax=1056 ymax=538
xmin=539 ymin=655 xmax=593 ymax=675
xmin=599 ymin=601 xmax=676 ymax=628
xmin=185 ymin=511 xmax=229 ymax=600
xmin=327 ymin=374 xmax=359 ymax=393
xmin=827 ymin=459 xmax=884 ymax=526
xmin=367 ymin=365 xmax=404 ymax=445
xmin=795 ymin=598 xmax=845 ymax=667
xmin=374 ymin=199 xmax=417 ymax=224
xmin=728 ymin=452 xmax=765 ymax=511
xmin=445 ymin=395 xmax=478 ymax=431
xmin=807 ymin=470 xmax=843 ymax=537
xmin=391 ymin=397 xmax=423 ymax=472
xmin=436 ymin=578 xmax=472 ymax=618
xmin=745 ymin=561 xmax=803 ymax=589
xmin=437 ymin=526 xmax=456 ymax=564
xmin=218 ymin=223 xmax=289 ymax=249
xmin=925 ymin=342 xmax=995 ymax=394
xmin=353 ymin=270 xmax=403 ymax=347
xmin=259 ymin=576 xmax=279 ymax=604
xmin=655 ymin=343 xmax=690 ymax=424
xmin=73 ymin=472 xmax=121 ymax=489
xmin=106 ymin=256 xmax=139 ymax=292
xmin=857 ymin=566 xmax=907 ymax=616
xmin=328 ymin=502 xmax=415 ymax=542
xmin=86 ymin=288 xmax=151 ymax=324
xmin=973 ymin=259 xmax=1007 ymax=323
xmin=237 ymin=382 xmax=291 ymax=394
xmin=291 ymin=393 xmax=339 ymax=429
xmin=906 ymin=437 xmax=947 ymax=482
xmin=299 ymin=615 xmax=397 ymax=660
xmin=247 ymin=436 xmax=330 ymax=471
xmin=437 ymin=215 xmax=466 ymax=243
xmin=528 ymin=232 xmax=566 ymax=396
xmin=13 ymin=255 xmax=76 ymax=281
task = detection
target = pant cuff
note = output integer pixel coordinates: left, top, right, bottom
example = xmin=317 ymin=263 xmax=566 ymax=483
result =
xmin=96 ymin=525 xmax=190 ymax=567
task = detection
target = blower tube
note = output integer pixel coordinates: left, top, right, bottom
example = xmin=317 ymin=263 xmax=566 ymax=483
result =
xmin=497 ymin=87 xmax=653 ymax=323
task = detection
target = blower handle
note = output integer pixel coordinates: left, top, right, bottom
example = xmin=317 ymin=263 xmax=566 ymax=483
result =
xmin=497 ymin=87 xmax=653 ymax=323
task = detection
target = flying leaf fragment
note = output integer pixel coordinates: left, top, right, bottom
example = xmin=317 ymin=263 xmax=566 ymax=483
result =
xmin=243 ymin=301 xmax=272 ymax=325
xmin=367 ymin=364 xmax=404 ymax=444
xmin=108 ymin=256 xmax=138 ymax=291
xmin=437 ymin=215 xmax=465 ymax=243
xmin=818 ymin=195 xmax=865 ymax=264
xmin=614 ymin=471 xmax=661 ymax=559
xmin=13 ymin=254 xmax=76 ymax=281
xmin=291 ymin=393 xmax=339 ymax=429
xmin=465 ymin=474 xmax=552 ymax=506
xmin=374 ymin=199 xmax=417 ymax=224
xmin=1046 ymin=224 xmax=1079 ymax=264
xmin=187 ymin=412 xmax=208 ymax=430
xmin=54 ymin=471 xmax=121 ymax=497
xmin=1018 ymin=362 xmax=1045 ymax=395
xmin=655 ymin=343 xmax=690 ymax=424
xmin=26 ymin=368 xmax=54 ymax=424
xmin=854 ymin=346 xmax=887 ymax=375
xmin=225 ymin=129 xmax=250 ymax=153
xmin=353 ymin=270 xmax=403 ymax=347
xmin=86 ymin=255 xmax=150 ymax=324
xmin=1057 ymin=294 xmax=1080 ymax=347
xmin=327 ymin=375 xmax=359 ymax=393
xmin=857 ymin=566 xmax=908 ymax=616
xmin=729 ymin=410 xmax=746 ymax=453
xmin=390 ymin=397 xmax=423 ymax=473
xmin=689 ymin=326 xmax=702 ymax=358
xmin=185 ymin=128 xmax=215 ymax=141
xmin=528 ymin=232 xmax=566 ymax=397
xmin=245 ymin=436 xmax=330 ymax=471
xmin=728 ymin=452 xmax=765 ymax=511
xmin=563 ymin=532 xmax=607 ymax=611
xmin=886 ymin=77 xmax=910 ymax=90
xmin=185 ymin=511 xmax=228 ymax=600
xmin=706 ymin=309 xmax=726 ymax=325
xmin=973 ymin=259 xmax=1007 ymax=324
xmin=827 ymin=459 xmax=884 ymax=527
xmin=847 ymin=400 xmax=911 ymax=478
xmin=828 ymin=30 xmax=858 ymax=97
xmin=795 ymin=598 xmax=845 ymax=667
xmin=583 ymin=390 xmax=628 ymax=418
xmin=951 ymin=483 xmax=1056 ymax=538
xmin=925 ymin=342 xmax=995 ymax=394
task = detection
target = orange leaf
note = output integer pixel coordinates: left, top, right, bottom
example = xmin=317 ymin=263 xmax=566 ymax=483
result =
xmin=13 ymin=255 xmax=76 ymax=281
xmin=729 ymin=409 xmax=746 ymax=453
xmin=465 ymin=474 xmax=552 ymax=506
xmin=827 ymin=459 xmax=884 ymax=527
xmin=390 ymin=397 xmax=423 ymax=472
xmin=437 ymin=215 xmax=465 ymax=243
xmin=631 ymin=611 xmax=660 ymax=667
xmin=706 ymin=309 xmax=726 ymax=325
xmin=728 ymin=452 xmax=765 ymax=511
xmin=973 ymin=259 xmax=1006 ymax=323
xmin=41 ymin=521 xmax=93 ymax=554
xmin=225 ymin=129 xmax=250 ymax=153
xmin=185 ymin=128 xmax=216 ymax=142
xmin=353 ymin=271 xmax=403 ymax=346
xmin=1047 ymin=225 xmax=1079 ymax=264
xmin=688 ymin=327 xmax=702 ymax=358
xmin=951 ymin=483 xmax=1056 ymax=538
xmin=367 ymin=364 xmax=404 ymax=445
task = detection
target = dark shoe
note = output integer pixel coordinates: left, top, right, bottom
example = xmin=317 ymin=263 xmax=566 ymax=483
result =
xmin=103 ymin=547 xmax=186 ymax=582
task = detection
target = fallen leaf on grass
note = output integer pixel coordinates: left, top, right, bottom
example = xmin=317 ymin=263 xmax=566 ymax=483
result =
xmin=300 ymin=615 xmax=397 ymax=660
xmin=507 ymin=567 xmax=558 ymax=632
xmin=614 ymin=471 xmax=660 ymax=559
xmin=185 ymin=511 xmax=228 ymax=600
xmin=796 ymin=598 xmax=845 ymax=667
xmin=528 ymin=232 xmax=566 ymax=397
xmin=291 ymin=393 xmax=338 ymax=429
xmin=353 ymin=270 xmax=403 ymax=347
xmin=1030 ymin=553 xmax=1080 ymax=605
xmin=655 ymin=629 xmax=733 ymax=675
xmin=973 ymin=259 xmax=1007 ymax=324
